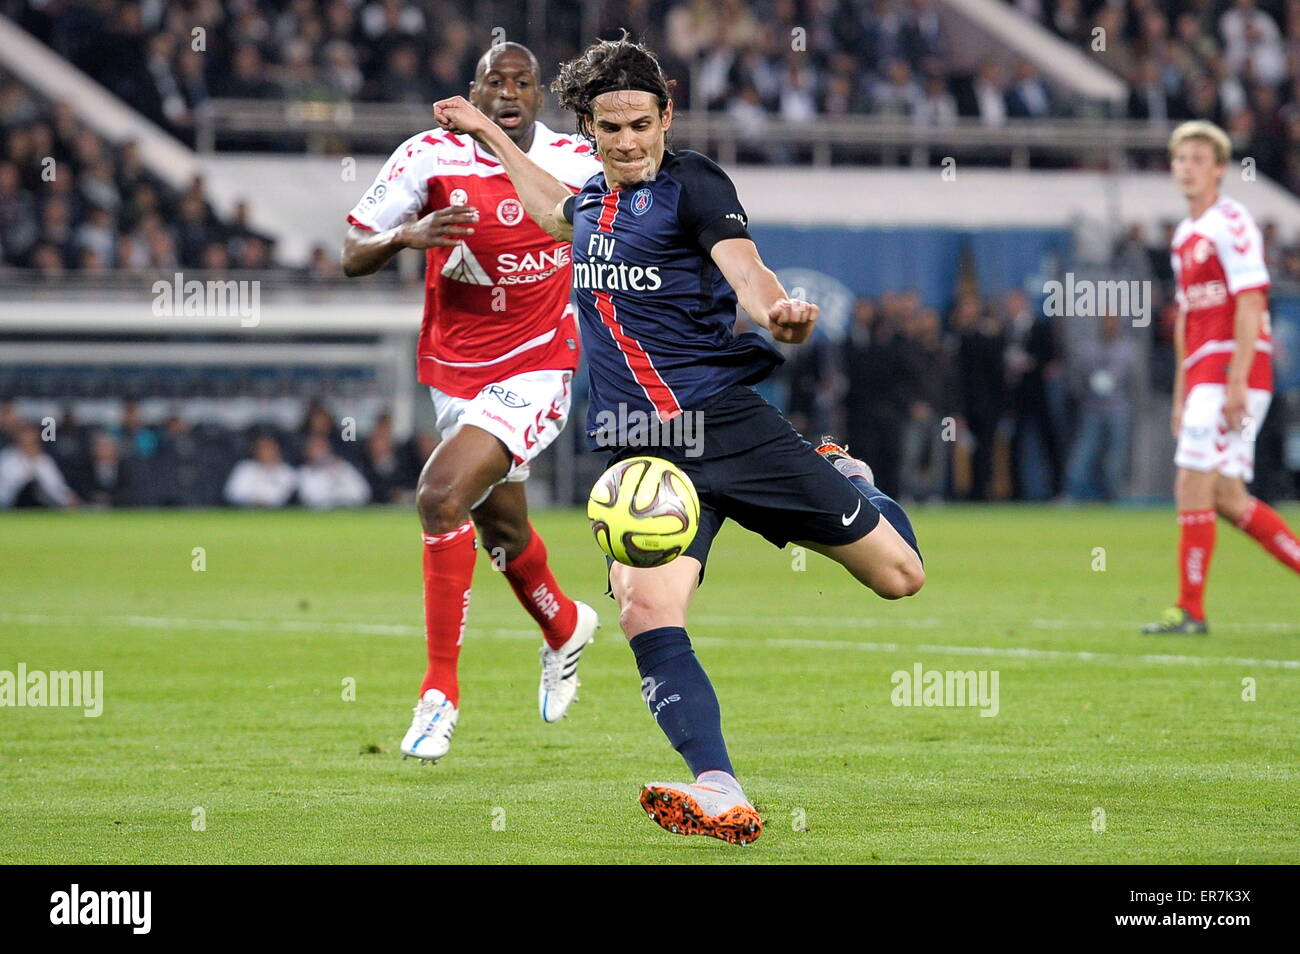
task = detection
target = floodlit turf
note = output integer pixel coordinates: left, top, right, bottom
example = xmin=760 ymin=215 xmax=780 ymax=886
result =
xmin=1 ymin=504 xmax=1297 ymax=864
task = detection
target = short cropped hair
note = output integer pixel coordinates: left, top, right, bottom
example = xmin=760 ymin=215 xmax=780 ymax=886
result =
xmin=1168 ymin=120 xmax=1231 ymax=164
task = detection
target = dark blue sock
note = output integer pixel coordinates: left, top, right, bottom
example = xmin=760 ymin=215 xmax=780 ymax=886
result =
xmin=848 ymin=475 xmax=923 ymax=564
xmin=629 ymin=626 xmax=734 ymax=778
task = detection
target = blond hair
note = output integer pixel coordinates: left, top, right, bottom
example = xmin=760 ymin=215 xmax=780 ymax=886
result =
xmin=1168 ymin=120 xmax=1231 ymax=164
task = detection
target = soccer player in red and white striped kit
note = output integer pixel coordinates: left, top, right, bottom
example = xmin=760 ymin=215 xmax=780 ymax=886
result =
xmin=341 ymin=43 xmax=603 ymax=756
xmin=1144 ymin=120 xmax=1300 ymax=633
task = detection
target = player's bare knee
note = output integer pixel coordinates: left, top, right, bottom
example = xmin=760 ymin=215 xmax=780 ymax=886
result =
xmin=613 ymin=582 xmax=684 ymax=638
xmin=876 ymin=552 xmax=924 ymax=600
xmin=619 ymin=605 xmax=685 ymax=639
xmin=416 ymin=475 xmax=470 ymax=534
xmin=899 ymin=557 xmax=925 ymax=597
xmin=616 ymin=592 xmax=656 ymax=637
xmin=1214 ymin=491 xmax=1248 ymax=525
xmin=876 ymin=569 xmax=920 ymax=600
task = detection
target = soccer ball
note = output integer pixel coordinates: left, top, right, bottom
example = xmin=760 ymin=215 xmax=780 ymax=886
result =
xmin=587 ymin=456 xmax=700 ymax=568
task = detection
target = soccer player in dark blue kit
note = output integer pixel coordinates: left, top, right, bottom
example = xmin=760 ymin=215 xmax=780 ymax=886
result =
xmin=434 ymin=36 xmax=924 ymax=845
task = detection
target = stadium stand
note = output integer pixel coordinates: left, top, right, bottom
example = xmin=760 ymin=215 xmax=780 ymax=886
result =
xmin=0 ymin=0 xmax=1297 ymax=507
xmin=1013 ymin=0 xmax=1300 ymax=192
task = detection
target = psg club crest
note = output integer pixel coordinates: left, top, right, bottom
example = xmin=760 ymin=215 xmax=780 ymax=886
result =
xmin=631 ymin=188 xmax=653 ymax=216
xmin=497 ymin=197 xmax=525 ymax=226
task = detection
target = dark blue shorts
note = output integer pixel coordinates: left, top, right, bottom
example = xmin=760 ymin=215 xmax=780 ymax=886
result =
xmin=600 ymin=384 xmax=880 ymax=587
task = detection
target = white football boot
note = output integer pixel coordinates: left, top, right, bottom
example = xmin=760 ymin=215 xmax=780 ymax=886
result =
xmin=639 ymin=775 xmax=763 ymax=845
xmin=538 ymin=601 xmax=598 ymax=723
xmin=400 ymin=688 xmax=458 ymax=762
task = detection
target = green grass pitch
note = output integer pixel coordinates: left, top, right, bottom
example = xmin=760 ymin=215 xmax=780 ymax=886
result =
xmin=1 ymin=504 xmax=1297 ymax=864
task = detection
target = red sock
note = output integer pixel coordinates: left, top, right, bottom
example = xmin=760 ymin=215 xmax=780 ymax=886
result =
xmin=1237 ymin=498 xmax=1300 ymax=574
xmin=1177 ymin=509 xmax=1216 ymax=621
xmin=503 ymin=525 xmax=578 ymax=649
xmin=419 ymin=521 xmax=477 ymax=705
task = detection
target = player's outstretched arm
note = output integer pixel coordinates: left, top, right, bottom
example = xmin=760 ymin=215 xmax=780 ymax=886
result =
xmin=710 ymin=238 xmax=817 ymax=344
xmin=433 ymin=96 xmax=574 ymax=241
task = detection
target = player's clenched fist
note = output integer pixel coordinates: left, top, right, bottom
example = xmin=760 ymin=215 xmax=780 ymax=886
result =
xmin=767 ymin=297 xmax=818 ymax=344
xmin=433 ymin=96 xmax=493 ymax=139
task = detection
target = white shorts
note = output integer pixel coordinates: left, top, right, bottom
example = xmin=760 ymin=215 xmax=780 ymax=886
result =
xmin=1174 ymin=382 xmax=1272 ymax=481
xmin=429 ymin=368 xmax=573 ymax=484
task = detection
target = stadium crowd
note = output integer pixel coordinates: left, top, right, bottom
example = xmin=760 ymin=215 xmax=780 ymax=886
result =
xmin=5 ymin=1 xmax=1300 ymax=274
xmin=12 ymin=250 xmax=1294 ymax=511
xmin=12 ymin=0 xmax=1069 ymax=146
xmin=0 ymin=73 xmax=276 ymax=270
xmin=1017 ymin=0 xmax=1300 ymax=192
xmin=0 ymin=397 xmax=432 ymax=508
xmin=13 ymin=0 xmax=1300 ymax=167
xmin=2 ymin=2 xmax=1296 ymax=504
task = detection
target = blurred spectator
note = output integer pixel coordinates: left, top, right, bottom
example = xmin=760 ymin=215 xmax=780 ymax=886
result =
xmin=297 ymin=434 xmax=371 ymax=509
xmin=0 ymin=425 xmax=77 ymax=508
xmin=1220 ymin=0 xmax=1286 ymax=85
xmin=75 ymin=205 xmax=116 ymax=265
xmin=225 ymin=434 xmax=297 ymax=507
xmin=306 ymin=243 xmax=343 ymax=279
xmin=953 ymin=292 xmax=1005 ymax=501
xmin=725 ymin=85 xmax=770 ymax=162
xmin=1065 ymin=314 xmax=1138 ymax=501
xmin=1003 ymin=289 xmax=1063 ymax=500
xmin=215 ymin=46 xmax=280 ymax=99
xmin=0 ymin=160 xmax=40 ymax=264
xmin=969 ymin=59 xmax=1009 ymax=127
xmin=913 ymin=70 xmax=959 ymax=126
xmin=360 ymin=413 xmax=413 ymax=504
xmin=372 ymin=44 xmax=430 ymax=103
xmin=872 ymin=59 xmax=923 ymax=117
xmin=778 ymin=54 xmax=819 ymax=123
xmin=1006 ymin=59 xmax=1053 ymax=119
xmin=76 ymin=432 xmax=133 ymax=507
xmin=405 ymin=430 xmax=438 ymax=480
xmin=299 ymin=399 xmax=349 ymax=459
xmin=0 ymin=400 xmax=22 ymax=446
xmin=1128 ymin=58 xmax=1184 ymax=123
xmin=898 ymin=307 xmax=955 ymax=502
xmin=782 ymin=332 xmax=838 ymax=439
xmin=843 ymin=297 xmax=910 ymax=496
xmin=118 ymin=400 xmax=160 ymax=459
xmin=153 ymin=415 xmax=224 ymax=507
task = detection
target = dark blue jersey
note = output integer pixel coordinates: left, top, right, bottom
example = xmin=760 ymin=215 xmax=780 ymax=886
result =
xmin=562 ymin=149 xmax=783 ymax=446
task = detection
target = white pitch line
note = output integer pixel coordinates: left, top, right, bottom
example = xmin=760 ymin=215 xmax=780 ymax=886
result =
xmin=2 ymin=612 xmax=1296 ymax=670
xmin=1030 ymin=618 xmax=1298 ymax=633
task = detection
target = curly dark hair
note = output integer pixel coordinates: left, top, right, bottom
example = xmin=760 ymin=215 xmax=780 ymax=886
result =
xmin=551 ymin=32 xmax=675 ymax=144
